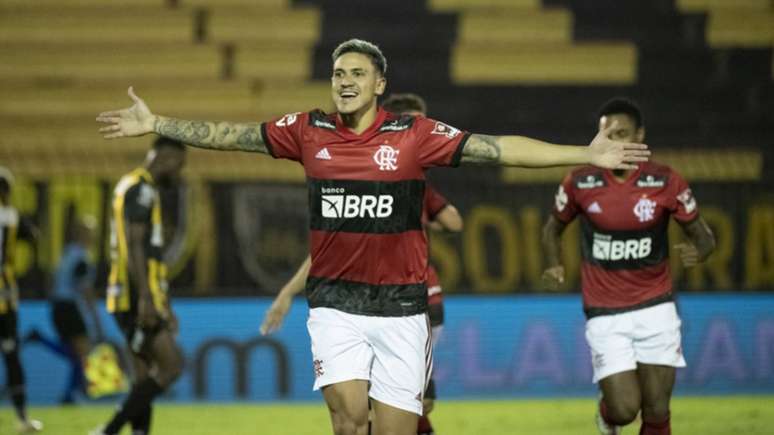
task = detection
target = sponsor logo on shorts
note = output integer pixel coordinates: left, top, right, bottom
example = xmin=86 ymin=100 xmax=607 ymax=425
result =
xmin=592 ymin=353 xmax=605 ymax=370
xmin=313 ymin=359 xmax=324 ymax=378
xmin=592 ymin=233 xmax=652 ymax=261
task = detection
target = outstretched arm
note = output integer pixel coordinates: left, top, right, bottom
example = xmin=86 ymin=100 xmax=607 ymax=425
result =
xmin=461 ymin=121 xmax=650 ymax=169
xmin=96 ymin=87 xmax=269 ymax=154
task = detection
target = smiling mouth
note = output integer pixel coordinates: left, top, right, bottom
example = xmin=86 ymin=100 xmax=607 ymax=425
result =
xmin=339 ymin=91 xmax=358 ymax=101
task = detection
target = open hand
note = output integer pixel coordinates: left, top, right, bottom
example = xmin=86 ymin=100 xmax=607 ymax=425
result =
xmin=541 ymin=265 xmax=566 ymax=291
xmin=674 ymin=243 xmax=700 ymax=268
xmin=589 ymin=121 xmax=650 ymax=170
xmin=260 ymin=295 xmax=292 ymax=335
xmin=96 ymin=86 xmax=155 ymax=139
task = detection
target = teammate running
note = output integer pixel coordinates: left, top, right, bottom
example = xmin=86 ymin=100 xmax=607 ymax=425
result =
xmin=542 ymin=98 xmax=715 ymax=435
xmin=97 ymin=39 xmax=649 ymax=435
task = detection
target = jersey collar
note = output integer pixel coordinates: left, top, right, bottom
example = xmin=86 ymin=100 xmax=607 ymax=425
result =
xmin=335 ymin=107 xmax=389 ymax=139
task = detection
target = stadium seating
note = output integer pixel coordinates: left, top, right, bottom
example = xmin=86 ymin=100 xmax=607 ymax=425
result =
xmin=0 ymin=0 xmax=770 ymax=180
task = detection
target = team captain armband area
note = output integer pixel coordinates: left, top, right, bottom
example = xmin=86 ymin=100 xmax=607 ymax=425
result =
xmin=309 ymin=178 xmax=424 ymax=233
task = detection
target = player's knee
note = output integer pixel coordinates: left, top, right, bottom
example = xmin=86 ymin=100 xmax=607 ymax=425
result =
xmin=641 ymin=402 xmax=670 ymax=421
xmin=328 ymin=401 xmax=369 ymax=435
xmin=329 ymin=410 xmax=368 ymax=435
xmin=606 ymin=399 xmax=640 ymax=425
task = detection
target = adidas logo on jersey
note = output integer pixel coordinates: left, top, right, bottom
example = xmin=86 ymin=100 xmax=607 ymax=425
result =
xmin=587 ymin=201 xmax=602 ymax=214
xmin=315 ymin=148 xmax=332 ymax=160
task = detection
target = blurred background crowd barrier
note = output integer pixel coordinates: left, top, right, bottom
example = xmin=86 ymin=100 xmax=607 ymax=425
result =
xmin=0 ymin=0 xmax=771 ymax=403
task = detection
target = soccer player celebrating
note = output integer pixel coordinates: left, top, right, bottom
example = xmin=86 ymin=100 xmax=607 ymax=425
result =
xmin=260 ymin=92 xmax=461 ymax=435
xmin=90 ymin=138 xmax=186 ymax=435
xmin=541 ymin=98 xmax=716 ymax=435
xmin=0 ymin=167 xmax=43 ymax=433
xmin=97 ymin=39 xmax=649 ymax=435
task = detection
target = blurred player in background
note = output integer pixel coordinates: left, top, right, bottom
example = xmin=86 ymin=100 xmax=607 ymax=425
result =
xmin=97 ymin=38 xmax=648 ymax=435
xmin=541 ymin=98 xmax=716 ymax=435
xmin=0 ymin=167 xmax=43 ymax=433
xmin=90 ymin=137 xmax=186 ymax=435
xmin=26 ymin=216 xmax=102 ymax=404
xmin=260 ymin=90 xmax=464 ymax=435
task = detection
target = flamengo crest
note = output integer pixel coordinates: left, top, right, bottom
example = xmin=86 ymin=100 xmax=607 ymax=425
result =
xmin=373 ymin=145 xmax=399 ymax=171
xmin=633 ymin=196 xmax=657 ymax=222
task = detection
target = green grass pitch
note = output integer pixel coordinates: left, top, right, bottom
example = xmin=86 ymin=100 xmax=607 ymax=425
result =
xmin=9 ymin=396 xmax=773 ymax=434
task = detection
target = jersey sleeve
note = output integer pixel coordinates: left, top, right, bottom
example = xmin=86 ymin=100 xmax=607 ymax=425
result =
xmin=413 ymin=117 xmax=471 ymax=168
xmin=424 ymin=185 xmax=450 ymax=221
xmin=552 ymin=173 xmax=579 ymax=223
xmin=260 ymin=112 xmax=306 ymax=162
xmin=123 ymin=183 xmax=154 ymax=224
xmin=669 ymin=171 xmax=699 ymax=222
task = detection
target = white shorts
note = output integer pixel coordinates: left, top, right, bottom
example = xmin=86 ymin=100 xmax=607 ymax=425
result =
xmin=307 ymin=307 xmax=432 ymax=415
xmin=585 ymin=301 xmax=686 ymax=383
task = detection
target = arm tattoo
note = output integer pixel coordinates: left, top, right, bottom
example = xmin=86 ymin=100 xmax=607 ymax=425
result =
xmin=461 ymin=134 xmax=501 ymax=164
xmin=153 ymin=117 xmax=268 ymax=154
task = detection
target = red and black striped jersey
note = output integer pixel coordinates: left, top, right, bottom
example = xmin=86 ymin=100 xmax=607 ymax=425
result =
xmin=262 ymin=108 xmax=469 ymax=316
xmin=552 ymin=162 xmax=699 ymax=317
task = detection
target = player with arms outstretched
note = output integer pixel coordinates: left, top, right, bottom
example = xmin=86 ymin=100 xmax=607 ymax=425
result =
xmin=98 ymin=39 xmax=649 ymax=435
xmin=542 ymin=98 xmax=715 ymax=435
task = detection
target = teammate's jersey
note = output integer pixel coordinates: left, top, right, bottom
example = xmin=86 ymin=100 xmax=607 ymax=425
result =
xmin=262 ymin=108 xmax=469 ymax=317
xmin=552 ymin=162 xmax=699 ymax=317
xmin=0 ymin=203 xmax=19 ymax=314
xmin=423 ymin=185 xmax=450 ymax=327
xmin=106 ymin=168 xmax=169 ymax=314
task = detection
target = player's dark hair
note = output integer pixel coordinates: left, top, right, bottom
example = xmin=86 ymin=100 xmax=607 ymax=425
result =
xmin=0 ymin=178 xmax=9 ymax=195
xmin=597 ymin=97 xmax=644 ymax=129
xmin=381 ymin=93 xmax=427 ymax=115
xmin=153 ymin=136 xmax=186 ymax=152
xmin=332 ymin=39 xmax=387 ymax=76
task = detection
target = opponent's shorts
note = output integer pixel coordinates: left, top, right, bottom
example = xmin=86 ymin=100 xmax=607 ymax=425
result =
xmin=113 ymin=312 xmax=167 ymax=360
xmin=307 ymin=307 xmax=432 ymax=415
xmin=586 ymin=301 xmax=686 ymax=383
xmin=53 ymin=300 xmax=87 ymax=341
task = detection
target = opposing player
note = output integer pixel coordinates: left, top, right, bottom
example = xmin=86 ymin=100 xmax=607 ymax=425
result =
xmin=90 ymin=138 xmax=186 ymax=435
xmin=97 ymin=39 xmax=649 ymax=435
xmin=0 ymin=167 xmax=42 ymax=433
xmin=541 ymin=98 xmax=715 ymax=435
xmin=260 ymin=92 xmax=462 ymax=435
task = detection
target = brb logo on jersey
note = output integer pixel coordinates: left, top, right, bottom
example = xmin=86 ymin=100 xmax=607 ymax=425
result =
xmin=633 ymin=196 xmax=657 ymax=222
xmin=321 ymin=188 xmax=394 ymax=218
xmin=373 ymin=145 xmax=399 ymax=171
xmin=592 ymin=233 xmax=652 ymax=261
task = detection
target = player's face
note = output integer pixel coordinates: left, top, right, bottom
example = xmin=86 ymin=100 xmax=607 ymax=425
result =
xmin=157 ymin=148 xmax=186 ymax=184
xmin=598 ymin=113 xmax=645 ymax=143
xmin=331 ymin=52 xmax=386 ymax=115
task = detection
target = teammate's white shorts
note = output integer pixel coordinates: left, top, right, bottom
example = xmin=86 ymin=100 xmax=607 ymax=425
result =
xmin=585 ymin=301 xmax=686 ymax=383
xmin=307 ymin=307 xmax=432 ymax=415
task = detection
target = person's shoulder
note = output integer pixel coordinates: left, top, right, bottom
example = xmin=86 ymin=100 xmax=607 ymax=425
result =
xmin=637 ymin=161 xmax=684 ymax=187
xmin=305 ymin=110 xmax=337 ymax=131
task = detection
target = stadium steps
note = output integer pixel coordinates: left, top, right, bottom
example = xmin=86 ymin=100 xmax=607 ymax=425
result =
xmin=436 ymin=0 xmax=637 ymax=85
xmin=0 ymin=43 xmax=223 ymax=81
xmin=0 ymin=6 xmax=195 ymax=45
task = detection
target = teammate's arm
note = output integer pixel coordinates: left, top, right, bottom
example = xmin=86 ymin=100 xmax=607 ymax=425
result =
xmin=675 ymin=216 xmax=715 ymax=267
xmin=428 ymin=205 xmax=463 ymax=233
xmin=541 ymin=215 xmax=569 ymax=291
xmin=461 ymin=122 xmax=649 ymax=169
xmin=260 ymin=255 xmax=311 ymax=335
xmin=96 ymin=87 xmax=269 ymax=154
xmin=126 ymin=221 xmax=158 ymax=327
